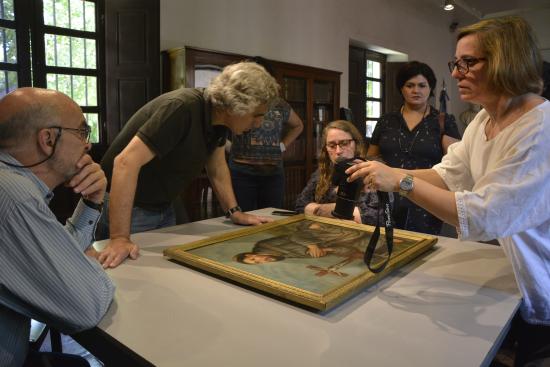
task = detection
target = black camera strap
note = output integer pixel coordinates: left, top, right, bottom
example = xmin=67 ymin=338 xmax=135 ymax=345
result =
xmin=363 ymin=191 xmax=393 ymax=273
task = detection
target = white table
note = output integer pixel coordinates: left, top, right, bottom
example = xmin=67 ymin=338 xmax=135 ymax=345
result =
xmin=74 ymin=209 xmax=520 ymax=367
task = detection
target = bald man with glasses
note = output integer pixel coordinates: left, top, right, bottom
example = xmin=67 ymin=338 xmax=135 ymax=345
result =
xmin=0 ymin=88 xmax=114 ymax=367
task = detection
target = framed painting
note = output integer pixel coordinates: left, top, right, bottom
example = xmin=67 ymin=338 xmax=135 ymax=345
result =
xmin=164 ymin=214 xmax=437 ymax=311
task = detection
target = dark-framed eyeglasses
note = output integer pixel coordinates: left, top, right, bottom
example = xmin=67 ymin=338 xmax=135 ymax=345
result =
xmin=49 ymin=124 xmax=91 ymax=143
xmin=326 ymin=139 xmax=354 ymax=150
xmin=448 ymin=57 xmax=487 ymax=75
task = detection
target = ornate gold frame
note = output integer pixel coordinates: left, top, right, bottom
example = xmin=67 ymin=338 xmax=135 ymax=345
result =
xmin=164 ymin=215 xmax=437 ymax=311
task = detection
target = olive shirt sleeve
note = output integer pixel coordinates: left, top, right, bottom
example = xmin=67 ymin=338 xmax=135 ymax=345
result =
xmin=136 ymin=100 xmax=192 ymax=158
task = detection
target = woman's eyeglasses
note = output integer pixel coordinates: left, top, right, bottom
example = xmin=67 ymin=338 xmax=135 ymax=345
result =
xmin=326 ymin=139 xmax=354 ymax=150
xmin=448 ymin=57 xmax=486 ymax=75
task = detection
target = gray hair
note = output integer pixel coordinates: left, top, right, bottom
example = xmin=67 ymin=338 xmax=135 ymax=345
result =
xmin=206 ymin=61 xmax=280 ymax=115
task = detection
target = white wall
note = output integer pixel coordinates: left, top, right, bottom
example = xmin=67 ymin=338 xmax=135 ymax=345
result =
xmin=162 ymin=0 xmax=530 ymax=121
xmin=520 ymin=9 xmax=550 ymax=62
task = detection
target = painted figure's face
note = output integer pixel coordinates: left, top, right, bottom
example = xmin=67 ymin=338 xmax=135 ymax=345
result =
xmin=451 ymin=33 xmax=489 ymax=105
xmin=401 ymin=74 xmax=431 ymax=108
xmin=242 ymin=253 xmax=278 ymax=264
xmin=325 ymin=128 xmax=355 ymax=164
xmin=226 ymin=104 xmax=268 ymax=135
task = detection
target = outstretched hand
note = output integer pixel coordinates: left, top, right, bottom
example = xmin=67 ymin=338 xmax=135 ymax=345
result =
xmin=95 ymin=237 xmax=140 ymax=268
xmin=230 ymin=211 xmax=273 ymax=226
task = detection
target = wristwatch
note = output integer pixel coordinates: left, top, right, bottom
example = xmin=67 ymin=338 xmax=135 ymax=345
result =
xmin=279 ymin=142 xmax=286 ymax=153
xmin=225 ymin=206 xmax=242 ymax=218
xmin=398 ymin=175 xmax=414 ymax=197
xmin=83 ymin=198 xmax=103 ymax=212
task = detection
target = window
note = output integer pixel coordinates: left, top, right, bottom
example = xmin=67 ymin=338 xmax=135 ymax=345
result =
xmin=0 ymin=0 xmax=103 ymax=144
xmin=0 ymin=0 xmax=18 ymax=95
xmin=365 ymin=50 xmax=385 ymax=138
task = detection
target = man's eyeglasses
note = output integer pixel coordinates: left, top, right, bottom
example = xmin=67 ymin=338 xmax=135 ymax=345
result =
xmin=326 ymin=139 xmax=354 ymax=150
xmin=448 ymin=57 xmax=486 ymax=75
xmin=49 ymin=124 xmax=91 ymax=143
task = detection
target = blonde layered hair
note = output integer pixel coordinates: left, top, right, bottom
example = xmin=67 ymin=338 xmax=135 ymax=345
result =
xmin=457 ymin=16 xmax=543 ymax=96
xmin=206 ymin=61 xmax=280 ymax=115
xmin=315 ymin=120 xmax=367 ymax=202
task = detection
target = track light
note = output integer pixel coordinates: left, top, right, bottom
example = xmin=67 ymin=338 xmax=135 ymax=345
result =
xmin=443 ymin=0 xmax=454 ymax=11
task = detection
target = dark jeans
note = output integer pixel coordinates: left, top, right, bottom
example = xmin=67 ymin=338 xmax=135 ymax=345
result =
xmin=24 ymin=351 xmax=90 ymax=367
xmin=230 ymin=169 xmax=285 ymax=212
xmin=513 ymin=314 xmax=550 ymax=367
xmin=96 ymin=194 xmax=176 ymax=240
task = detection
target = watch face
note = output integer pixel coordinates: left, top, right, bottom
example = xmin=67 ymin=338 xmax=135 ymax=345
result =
xmin=400 ymin=176 xmax=413 ymax=191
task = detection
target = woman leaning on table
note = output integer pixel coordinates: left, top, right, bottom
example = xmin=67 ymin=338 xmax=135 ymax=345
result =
xmin=347 ymin=16 xmax=550 ymax=367
xmin=367 ymin=61 xmax=460 ymax=235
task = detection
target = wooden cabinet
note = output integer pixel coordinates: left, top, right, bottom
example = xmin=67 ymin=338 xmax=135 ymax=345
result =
xmin=271 ymin=62 xmax=341 ymax=209
xmin=163 ymin=47 xmax=340 ymax=219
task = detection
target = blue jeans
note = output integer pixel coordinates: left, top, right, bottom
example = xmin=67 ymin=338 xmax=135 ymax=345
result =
xmin=230 ymin=168 xmax=285 ymax=212
xmin=95 ymin=194 xmax=176 ymax=240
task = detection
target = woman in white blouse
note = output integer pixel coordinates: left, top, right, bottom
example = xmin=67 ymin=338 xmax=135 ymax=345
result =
xmin=347 ymin=16 xmax=550 ymax=367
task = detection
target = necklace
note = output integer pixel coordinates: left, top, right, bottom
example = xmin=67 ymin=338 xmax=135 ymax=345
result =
xmin=398 ymin=104 xmax=429 ymax=154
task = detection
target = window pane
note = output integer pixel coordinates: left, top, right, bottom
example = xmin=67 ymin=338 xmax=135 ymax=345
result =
xmin=44 ymin=0 xmax=95 ymax=31
xmin=55 ymin=0 xmax=70 ymax=29
xmin=46 ymin=0 xmax=70 ymax=29
xmin=366 ymin=80 xmax=381 ymax=99
xmin=84 ymin=1 xmax=95 ymax=32
xmin=69 ymin=0 xmax=84 ymax=30
xmin=366 ymin=120 xmax=378 ymax=138
xmin=45 ymin=34 xmax=96 ymax=69
xmin=372 ymin=61 xmax=381 ymax=79
xmin=0 ymin=70 xmax=17 ymax=97
xmin=47 ymin=73 xmax=97 ymax=106
xmin=366 ymin=60 xmax=373 ymax=78
xmin=366 ymin=101 xmax=381 ymax=118
xmin=0 ymin=27 xmax=17 ymax=63
xmin=0 ymin=0 xmax=15 ymax=20
xmin=366 ymin=60 xmax=381 ymax=79
xmin=85 ymin=112 xmax=99 ymax=143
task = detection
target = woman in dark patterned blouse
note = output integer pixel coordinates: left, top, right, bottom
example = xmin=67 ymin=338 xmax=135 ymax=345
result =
xmin=295 ymin=120 xmax=384 ymax=225
xmin=367 ymin=61 xmax=460 ymax=234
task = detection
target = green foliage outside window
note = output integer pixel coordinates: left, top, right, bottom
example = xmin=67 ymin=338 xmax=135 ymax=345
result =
xmin=0 ymin=0 xmax=15 ymax=20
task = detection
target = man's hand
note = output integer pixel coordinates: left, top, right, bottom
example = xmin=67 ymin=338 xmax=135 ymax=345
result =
xmin=230 ymin=211 xmax=273 ymax=226
xmin=67 ymin=154 xmax=107 ymax=204
xmin=96 ymin=237 xmax=140 ymax=268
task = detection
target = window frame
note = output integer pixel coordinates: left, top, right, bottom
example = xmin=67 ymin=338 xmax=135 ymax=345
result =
xmin=364 ymin=49 xmax=386 ymax=139
xmin=1 ymin=0 xmax=105 ymax=144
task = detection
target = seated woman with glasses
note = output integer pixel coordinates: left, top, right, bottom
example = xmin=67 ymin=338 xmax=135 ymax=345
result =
xmin=295 ymin=120 xmax=385 ymax=225
xmin=366 ymin=61 xmax=461 ymax=235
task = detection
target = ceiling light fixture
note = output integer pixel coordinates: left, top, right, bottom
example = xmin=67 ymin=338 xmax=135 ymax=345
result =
xmin=443 ymin=0 xmax=455 ymax=11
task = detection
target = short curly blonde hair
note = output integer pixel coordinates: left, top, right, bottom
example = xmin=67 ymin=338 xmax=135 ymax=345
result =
xmin=206 ymin=61 xmax=280 ymax=115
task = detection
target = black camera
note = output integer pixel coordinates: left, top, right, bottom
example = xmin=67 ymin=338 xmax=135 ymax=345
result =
xmin=331 ymin=157 xmax=364 ymax=220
